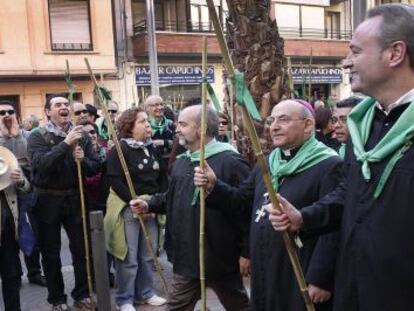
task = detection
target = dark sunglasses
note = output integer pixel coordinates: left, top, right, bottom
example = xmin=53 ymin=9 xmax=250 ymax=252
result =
xmin=86 ymin=129 xmax=96 ymax=135
xmin=0 ymin=109 xmax=15 ymax=116
xmin=74 ymin=109 xmax=88 ymax=116
xmin=108 ymin=109 xmax=118 ymax=114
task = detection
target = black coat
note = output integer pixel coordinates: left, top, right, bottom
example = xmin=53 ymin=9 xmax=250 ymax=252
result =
xmin=302 ymin=103 xmax=414 ymax=311
xmin=209 ymin=154 xmax=342 ymax=311
xmin=27 ymin=129 xmax=100 ymax=223
xmin=149 ymin=150 xmax=251 ymax=280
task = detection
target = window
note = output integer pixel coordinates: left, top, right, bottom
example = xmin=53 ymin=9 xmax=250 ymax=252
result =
xmin=190 ymin=3 xmax=225 ymax=32
xmin=48 ymin=0 xmax=93 ymax=51
xmin=132 ymin=0 xmax=165 ymax=32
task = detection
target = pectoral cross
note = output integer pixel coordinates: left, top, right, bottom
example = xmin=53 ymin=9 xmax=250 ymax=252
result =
xmin=255 ymin=192 xmax=270 ymax=223
xmin=255 ymin=206 xmax=266 ymax=223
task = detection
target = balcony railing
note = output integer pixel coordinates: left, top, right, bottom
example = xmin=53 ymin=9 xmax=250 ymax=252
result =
xmin=134 ymin=20 xmax=216 ymax=34
xmin=133 ymin=19 xmax=351 ymax=40
xmin=279 ymin=27 xmax=352 ymax=40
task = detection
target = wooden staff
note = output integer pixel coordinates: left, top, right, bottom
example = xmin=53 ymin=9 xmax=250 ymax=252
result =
xmin=308 ymin=48 xmax=313 ymax=102
xmin=205 ymin=2 xmax=315 ymax=310
xmin=84 ymin=58 xmax=169 ymax=296
xmin=199 ymin=36 xmax=208 ymax=311
xmin=65 ymin=60 xmax=94 ymax=299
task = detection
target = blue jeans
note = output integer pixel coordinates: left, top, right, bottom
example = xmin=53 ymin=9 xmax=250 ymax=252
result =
xmin=115 ymin=208 xmax=158 ymax=306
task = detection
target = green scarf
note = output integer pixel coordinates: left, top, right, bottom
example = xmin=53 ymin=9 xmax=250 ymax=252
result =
xmin=347 ymin=97 xmax=414 ymax=198
xmin=338 ymin=144 xmax=346 ymax=160
xmin=269 ymin=136 xmax=338 ymax=191
xmin=178 ymin=140 xmax=238 ymax=205
xmin=149 ymin=116 xmax=171 ymax=136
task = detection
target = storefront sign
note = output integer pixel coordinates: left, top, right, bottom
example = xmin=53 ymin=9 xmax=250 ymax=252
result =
xmin=136 ymin=65 xmax=215 ymax=85
xmin=291 ymin=67 xmax=343 ymax=84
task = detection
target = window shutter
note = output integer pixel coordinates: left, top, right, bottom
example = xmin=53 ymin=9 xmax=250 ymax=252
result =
xmin=49 ymin=0 xmax=92 ymax=50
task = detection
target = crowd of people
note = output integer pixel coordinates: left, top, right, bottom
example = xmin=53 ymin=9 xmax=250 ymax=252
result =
xmin=0 ymin=3 xmax=414 ymax=311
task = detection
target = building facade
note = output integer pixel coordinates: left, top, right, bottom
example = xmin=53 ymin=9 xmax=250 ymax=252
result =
xmin=124 ymin=0 xmax=354 ymax=107
xmin=0 ymin=0 xmax=118 ymax=120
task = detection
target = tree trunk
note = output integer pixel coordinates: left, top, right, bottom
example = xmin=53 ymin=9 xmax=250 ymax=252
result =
xmin=224 ymin=0 xmax=287 ymax=158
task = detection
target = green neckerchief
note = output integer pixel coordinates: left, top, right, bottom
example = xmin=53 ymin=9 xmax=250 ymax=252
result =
xmin=347 ymin=97 xmax=414 ymax=198
xmin=149 ymin=116 xmax=171 ymax=136
xmin=178 ymin=139 xmax=238 ymax=205
xmin=269 ymin=136 xmax=337 ymax=191
xmin=338 ymin=144 xmax=346 ymax=160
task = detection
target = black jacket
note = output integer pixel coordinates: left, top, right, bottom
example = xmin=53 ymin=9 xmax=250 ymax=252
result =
xmin=27 ymin=129 xmax=100 ymax=223
xmin=149 ymin=150 xmax=251 ymax=280
xmin=208 ymin=154 xmax=342 ymax=311
xmin=302 ymin=103 xmax=414 ymax=311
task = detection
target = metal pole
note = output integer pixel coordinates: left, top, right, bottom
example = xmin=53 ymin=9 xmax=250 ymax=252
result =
xmin=146 ymin=0 xmax=160 ymax=95
xmin=90 ymin=211 xmax=112 ymax=311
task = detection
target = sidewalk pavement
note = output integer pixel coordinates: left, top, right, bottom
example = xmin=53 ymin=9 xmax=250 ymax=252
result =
xmin=0 ymin=231 xmax=250 ymax=310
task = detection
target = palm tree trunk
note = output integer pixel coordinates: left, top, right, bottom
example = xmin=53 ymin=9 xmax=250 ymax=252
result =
xmin=224 ymin=0 xmax=286 ymax=159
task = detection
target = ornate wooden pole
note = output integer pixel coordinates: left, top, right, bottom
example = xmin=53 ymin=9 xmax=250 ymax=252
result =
xmin=205 ymin=2 xmax=315 ymax=310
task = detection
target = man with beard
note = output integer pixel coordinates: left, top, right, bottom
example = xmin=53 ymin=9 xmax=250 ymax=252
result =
xmin=194 ymin=99 xmax=342 ymax=311
xmin=131 ymin=105 xmax=251 ymax=311
xmin=268 ymin=4 xmax=414 ymax=310
xmin=28 ymin=94 xmax=100 ymax=311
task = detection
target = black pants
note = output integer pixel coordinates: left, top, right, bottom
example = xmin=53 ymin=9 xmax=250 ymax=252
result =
xmin=36 ymin=194 xmax=89 ymax=305
xmin=0 ymin=220 xmax=22 ymax=311
xmin=24 ymin=247 xmax=42 ymax=279
xmin=167 ymin=273 xmax=250 ymax=311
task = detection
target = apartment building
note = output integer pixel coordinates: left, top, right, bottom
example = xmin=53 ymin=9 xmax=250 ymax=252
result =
xmin=0 ymin=0 xmax=118 ymax=120
xmin=270 ymin=0 xmax=353 ymax=102
xmin=125 ymin=0 xmax=353 ymax=106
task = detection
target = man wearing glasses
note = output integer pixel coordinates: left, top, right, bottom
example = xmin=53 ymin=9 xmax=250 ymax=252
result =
xmin=72 ymin=102 xmax=89 ymax=126
xmin=96 ymin=100 xmax=119 ymax=141
xmin=145 ymin=95 xmax=175 ymax=164
xmin=331 ymin=97 xmax=362 ymax=158
xmin=28 ymin=94 xmax=100 ymax=311
xmin=194 ymin=99 xmax=342 ymax=310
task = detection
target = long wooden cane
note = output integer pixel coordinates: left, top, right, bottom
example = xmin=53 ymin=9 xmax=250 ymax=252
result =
xmin=205 ymin=2 xmax=315 ymax=310
xmin=65 ymin=60 xmax=94 ymax=299
xmin=84 ymin=58 xmax=169 ymax=295
xmin=199 ymin=36 xmax=208 ymax=311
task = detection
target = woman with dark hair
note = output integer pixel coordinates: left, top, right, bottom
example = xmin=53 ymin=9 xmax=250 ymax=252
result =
xmin=315 ymin=107 xmax=341 ymax=150
xmin=104 ymin=107 xmax=168 ymax=311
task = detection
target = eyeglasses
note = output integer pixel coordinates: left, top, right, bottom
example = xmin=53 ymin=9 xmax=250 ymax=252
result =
xmin=0 ymin=109 xmax=15 ymax=116
xmin=108 ymin=109 xmax=118 ymax=114
xmin=74 ymin=109 xmax=88 ymax=116
xmin=86 ymin=129 xmax=96 ymax=135
xmin=331 ymin=116 xmax=347 ymax=124
xmin=265 ymin=116 xmax=305 ymax=126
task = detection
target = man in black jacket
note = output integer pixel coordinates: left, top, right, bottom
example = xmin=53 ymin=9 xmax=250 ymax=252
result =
xmin=28 ymin=94 xmax=100 ymax=311
xmin=268 ymin=4 xmax=414 ymax=311
xmin=132 ymin=105 xmax=250 ymax=311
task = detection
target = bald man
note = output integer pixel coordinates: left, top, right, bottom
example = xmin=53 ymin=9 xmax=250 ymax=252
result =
xmin=131 ymin=105 xmax=250 ymax=311
xmin=195 ymin=100 xmax=343 ymax=311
